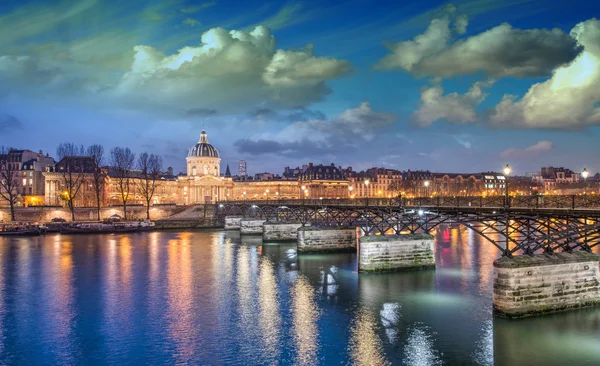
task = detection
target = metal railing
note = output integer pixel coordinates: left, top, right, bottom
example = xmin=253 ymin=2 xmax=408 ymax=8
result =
xmin=219 ymin=195 xmax=600 ymax=210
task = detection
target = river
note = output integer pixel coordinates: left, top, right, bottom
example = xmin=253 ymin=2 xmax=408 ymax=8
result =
xmin=0 ymin=228 xmax=599 ymax=365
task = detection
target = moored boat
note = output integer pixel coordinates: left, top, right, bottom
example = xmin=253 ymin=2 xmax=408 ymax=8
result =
xmin=0 ymin=223 xmax=42 ymax=236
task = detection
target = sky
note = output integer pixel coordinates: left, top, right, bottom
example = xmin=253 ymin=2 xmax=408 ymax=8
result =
xmin=1 ymin=0 xmax=600 ymax=176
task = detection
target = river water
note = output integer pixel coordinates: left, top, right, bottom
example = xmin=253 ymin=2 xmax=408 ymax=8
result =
xmin=0 ymin=228 xmax=598 ymax=365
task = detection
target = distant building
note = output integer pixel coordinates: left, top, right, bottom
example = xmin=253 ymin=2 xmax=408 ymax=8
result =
xmin=5 ymin=149 xmax=55 ymax=206
xmin=238 ymin=160 xmax=247 ymax=177
xmin=298 ymin=163 xmax=348 ymax=199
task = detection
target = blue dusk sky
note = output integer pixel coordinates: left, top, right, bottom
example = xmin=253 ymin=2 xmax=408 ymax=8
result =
xmin=1 ymin=0 xmax=599 ymax=175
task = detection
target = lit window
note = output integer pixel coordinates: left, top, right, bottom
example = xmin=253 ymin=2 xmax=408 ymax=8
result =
xmin=22 ymin=178 xmax=26 ymax=186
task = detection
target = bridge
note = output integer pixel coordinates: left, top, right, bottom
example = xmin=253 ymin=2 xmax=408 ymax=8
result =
xmin=217 ymin=195 xmax=600 ymax=318
xmin=217 ymin=195 xmax=600 ymax=257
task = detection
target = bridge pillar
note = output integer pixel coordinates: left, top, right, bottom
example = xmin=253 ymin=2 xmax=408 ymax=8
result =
xmin=358 ymin=234 xmax=435 ymax=273
xmin=297 ymin=226 xmax=356 ymax=253
xmin=263 ymin=221 xmax=305 ymax=242
xmin=224 ymin=216 xmax=243 ymax=230
xmin=240 ymin=219 xmax=266 ymax=235
xmin=493 ymin=252 xmax=600 ymax=318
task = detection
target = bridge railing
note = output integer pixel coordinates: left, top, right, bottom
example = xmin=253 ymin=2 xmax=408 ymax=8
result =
xmin=218 ymin=194 xmax=600 ymax=210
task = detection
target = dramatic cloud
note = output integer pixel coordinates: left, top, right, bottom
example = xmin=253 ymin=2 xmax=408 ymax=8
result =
xmin=412 ymin=81 xmax=492 ymax=127
xmin=0 ymin=25 xmax=351 ymax=114
xmin=375 ymin=6 xmax=581 ymax=78
xmin=500 ymin=141 xmax=553 ymax=158
xmin=489 ymin=18 xmax=600 ymax=129
xmin=235 ymin=102 xmax=397 ymax=157
xmin=0 ymin=114 xmax=24 ymax=132
xmin=114 ymin=26 xmax=351 ymax=113
xmin=248 ymin=107 xmax=326 ymax=122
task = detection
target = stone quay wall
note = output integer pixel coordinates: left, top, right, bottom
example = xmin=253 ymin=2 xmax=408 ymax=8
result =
xmin=297 ymin=226 xmax=356 ymax=253
xmin=224 ymin=216 xmax=243 ymax=230
xmin=359 ymin=234 xmax=435 ymax=273
xmin=240 ymin=219 xmax=266 ymax=235
xmin=0 ymin=205 xmax=186 ymax=222
xmin=263 ymin=221 xmax=304 ymax=242
xmin=493 ymin=251 xmax=600 ymax=318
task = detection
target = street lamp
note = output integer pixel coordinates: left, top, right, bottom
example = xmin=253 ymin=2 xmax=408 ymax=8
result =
xmin=424 ymin=180 xmax=430 ymax=197
xmin=503 ymin=164 xmax=511 ymax=208
xmin=365 ymin=179 xmax=370 ymax=206
xmin=582 ymin=168 xmax=589 ymax=194
xmin=349 ymin=186 xmax=353 ymax=201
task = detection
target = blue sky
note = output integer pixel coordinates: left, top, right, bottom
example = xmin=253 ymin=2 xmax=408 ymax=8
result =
xmin=1 ymin=0 xmax=599 ymax=175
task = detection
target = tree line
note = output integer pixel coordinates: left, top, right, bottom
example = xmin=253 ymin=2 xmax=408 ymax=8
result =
xmin=0 ymin=144 xmax=163 ymax=221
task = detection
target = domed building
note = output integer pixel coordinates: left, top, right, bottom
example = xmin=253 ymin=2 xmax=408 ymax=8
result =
xmin=187 ymin=130 xmax=220 ymax=177
xmin=181 ymin=130 xmax=233 ymax=204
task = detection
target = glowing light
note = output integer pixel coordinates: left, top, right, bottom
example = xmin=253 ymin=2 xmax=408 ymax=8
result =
xmin=503 ymin=164 xmax=511 ymax=176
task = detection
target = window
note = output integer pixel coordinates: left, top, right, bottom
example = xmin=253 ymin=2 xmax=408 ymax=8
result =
xmin=22 ymin=178 xmax=26 ymax=186
xmin=192 ymin=166 xmax=197 ymax=175
xmin=29 ymin=179 xmax=33 ymax=186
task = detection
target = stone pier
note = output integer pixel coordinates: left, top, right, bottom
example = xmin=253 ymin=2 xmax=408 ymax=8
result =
xmin=263 ymin=221 xmax=305 ymax=242
xmin=493 ymin=251 xmax=600 ymax=318
xmin=297 ymin=226 xmax=356 ymax=253
xmin=358 ymin=233 xmax=435 ymax=273
xmin=224 ymin=216 xmax=243 ymax=230
xmin=240 ymin=219 xmax=266 ymax=235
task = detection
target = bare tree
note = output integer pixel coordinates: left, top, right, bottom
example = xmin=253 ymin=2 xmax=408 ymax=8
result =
xmin=87 ymin=144 xmax=105 ymax=221
xmin=0 ymin=147 xmax=19 ymax=221
xmin=56 ymin=143 xmax=87 ymax=221
xmin=110 ymin=147 xmax=135 ymax=220
xmin=137 ymin=152 xmax=163 ymax=220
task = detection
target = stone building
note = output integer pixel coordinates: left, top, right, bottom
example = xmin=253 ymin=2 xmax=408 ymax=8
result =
xmin=2 ymin=149 xmax=55 ymax=207
xmin=181 ymin=130 xmax=233 ymax=204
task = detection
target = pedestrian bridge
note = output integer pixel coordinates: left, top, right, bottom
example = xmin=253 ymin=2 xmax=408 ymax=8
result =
xmin=216 ymin=196 xmax=600 ymax=318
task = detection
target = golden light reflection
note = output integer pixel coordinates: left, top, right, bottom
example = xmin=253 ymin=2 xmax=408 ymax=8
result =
xmin=291 ymin=276 xmax=319 ymax=366
xmin=237 ymin=246 xmax=253 ymax=327
xmin=167 ymin=234 xmax=195 ymax=363
xmin=349 ymin=309 xmax=390 ymax=366
xmin=259 ymin=258 xmax=281 ymax=357
xmin=44 ymin=238 xmax=75 ymax=363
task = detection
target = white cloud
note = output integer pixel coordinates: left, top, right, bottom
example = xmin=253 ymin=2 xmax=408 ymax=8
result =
xmin=375 ymin=6 xmax=581 ymax=78
xmin=500 ymin=140 xmax=553 ymax=158
xmin=0 ymin=25 xmax=351 ymax=114
xmin=115 ymin=26 xmax=351 ymax=113
xmin=412 ymin=81 xmax=493 ymax=127
xmin=489 ymin=18 xmax=600 ymax=129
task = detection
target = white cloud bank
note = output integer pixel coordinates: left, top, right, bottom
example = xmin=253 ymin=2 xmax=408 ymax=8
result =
xmin=0 ymin=25 xmax=351 ymax=114
xmin=489 ymin=18 xmax=600 ymax=129
xmin=412 ymin=81 xmax=493 ymax=127
xmin=375 ymin=5 xmax=581 ymax=78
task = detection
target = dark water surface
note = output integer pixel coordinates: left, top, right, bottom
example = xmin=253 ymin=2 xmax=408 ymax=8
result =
xmin=0 ymin=228 xmax=599 ymax=365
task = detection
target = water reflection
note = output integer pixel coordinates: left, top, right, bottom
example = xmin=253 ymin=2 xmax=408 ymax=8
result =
xmin=166 ymin=233 xmax=196 ymax=363
xmin=349 ymin=309 xmax=389 ymax=366
xmin=43 ymin=237 xmax=76 ymax=363
xmin=291 ymin=276 xmax=320 ymax=366
xmin=403 ymin=324 xmax=443 ymax=366
xmin=0 ymin=229 xmax=598 ymax=364
xmin=258 ymin=258 xmax=281 ymax=362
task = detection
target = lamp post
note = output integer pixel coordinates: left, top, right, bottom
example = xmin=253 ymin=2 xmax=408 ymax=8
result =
xmin=582 ymin=168 xmax=589 ymax=195
xmin=266 ymin=189 xmax=269 ymax=204
xmin=503 ymin=164 xmax=512 ymax=257
xmin=301 ymin=185 xmax=306 ymax=205
xmin=349 ymin=186 xmax=353 ymax=203
xmin=365 ymin=179 xmax=370 ymax=206
xmin=424 ymin=180 xmax=430 ymax=197
xmin=503 ymin=164 xmax=511 ymax=208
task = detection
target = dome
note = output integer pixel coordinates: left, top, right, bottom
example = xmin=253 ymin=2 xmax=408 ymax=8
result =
xmin=187 ymin=130 xmax=219 ymax=158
